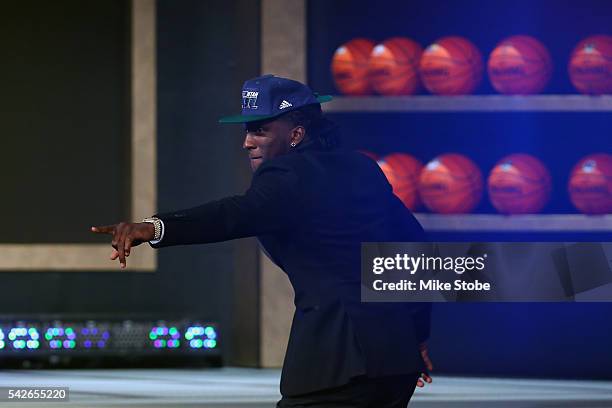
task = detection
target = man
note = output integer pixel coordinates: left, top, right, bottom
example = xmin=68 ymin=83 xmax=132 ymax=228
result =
xmin=92 ymin=74 xmax=433 ymax=407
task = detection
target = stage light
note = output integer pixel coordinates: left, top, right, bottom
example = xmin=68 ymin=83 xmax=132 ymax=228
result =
xmin=45 ymin=325 xmax=78 ymax=350
xmin=149 ymin=324 xmax=181 ymax=349
xmin=0 ymin=317 xmax=220 ymax=364
xmin=204 ymin=326 xmax=217 ymax=339
xmin=79 ymin=322 xmax=110 ymax=349
xmin=8 ymin=326 xmax=40 ymax=350
xmin=185 ymin=325 xmax=217 ymax=349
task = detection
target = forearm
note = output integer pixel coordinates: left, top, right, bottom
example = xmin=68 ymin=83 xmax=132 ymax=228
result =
xmin=150 ymin=196 xmax=257 ymax=248
xmin=148 ymin=161 xmax=300 ymax=249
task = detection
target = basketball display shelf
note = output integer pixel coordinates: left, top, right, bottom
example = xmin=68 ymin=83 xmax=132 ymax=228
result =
xmin=414 ymin=213 xmax=612 ymax=232
xmin=325 ymin=98 xmax=612 ymax=232
xmin=323 ymin=94 xmax=612 ymax=112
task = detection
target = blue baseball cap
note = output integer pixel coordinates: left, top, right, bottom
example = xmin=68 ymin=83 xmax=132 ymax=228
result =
xmin=218 ymin=74 xmax=332 ymax=124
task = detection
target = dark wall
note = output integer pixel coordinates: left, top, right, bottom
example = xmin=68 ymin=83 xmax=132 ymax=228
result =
xmin=0 ymin=0 xmax=131 ymax=243
xmin=0 ymin=0 xmax=261 ymax=366
xmin=428 ymin=302 xmax=612 ymax=380
xmin=155 ymin=0 xmax=261 ymax=365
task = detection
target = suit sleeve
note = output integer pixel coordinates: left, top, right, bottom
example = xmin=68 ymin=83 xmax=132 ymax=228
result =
xmin=388 ymin=191 xmax=431 ymax=343
xmin=407 ymin=205 xmax=431 ymax=343
xmin=412 ymin=303 xmax=432 ymax=343
xmin=150 ymin=161 xmax=300 ymax=248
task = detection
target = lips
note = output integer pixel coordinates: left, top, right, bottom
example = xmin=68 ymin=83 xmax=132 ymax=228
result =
xmin=250 ymin=156 xmax=262 ymax=160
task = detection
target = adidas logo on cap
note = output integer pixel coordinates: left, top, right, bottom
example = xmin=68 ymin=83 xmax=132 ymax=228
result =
xmin=279 ymin=100 xmax=293 ymax=110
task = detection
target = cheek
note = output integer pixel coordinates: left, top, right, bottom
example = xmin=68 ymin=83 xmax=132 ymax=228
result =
xmin=263 ymin=137 xmax=287 ymax=157
xmin=273 ymin=134 xmax=291 ymax=153
xmin=270 ymin=140 xmax=285 ymax=155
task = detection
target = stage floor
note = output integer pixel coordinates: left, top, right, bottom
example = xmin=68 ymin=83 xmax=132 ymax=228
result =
xmin=0 ymin=367 xmax=611 ymax=407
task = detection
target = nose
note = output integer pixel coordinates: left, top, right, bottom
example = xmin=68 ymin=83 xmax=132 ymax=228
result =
xmin=243 ymin=133 xmax=256 ymax=150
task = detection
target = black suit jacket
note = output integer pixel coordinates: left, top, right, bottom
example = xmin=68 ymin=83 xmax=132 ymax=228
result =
xmin=152 ymin=147 xmax=431 ymax=397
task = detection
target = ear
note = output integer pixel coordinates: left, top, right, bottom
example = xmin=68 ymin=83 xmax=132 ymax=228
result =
xmin=290 ymin=126 xmax=306 ymax=146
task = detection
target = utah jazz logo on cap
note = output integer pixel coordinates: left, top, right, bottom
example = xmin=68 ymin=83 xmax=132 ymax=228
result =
xmin=219 ymin=75 xmax=332 ymax=123
xmin=242 ymin=90 xmax=259 ymax=110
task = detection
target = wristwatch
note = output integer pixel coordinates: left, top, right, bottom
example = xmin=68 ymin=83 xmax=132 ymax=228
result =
xmin=142 ymin=217 xmax=162 ymax=241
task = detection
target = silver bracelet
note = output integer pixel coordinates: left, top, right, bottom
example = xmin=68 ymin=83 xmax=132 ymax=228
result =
xmin=142 ymin=217 xmax=162 ymax=241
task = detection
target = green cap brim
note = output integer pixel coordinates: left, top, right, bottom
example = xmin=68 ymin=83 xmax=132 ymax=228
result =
xmin=218 ymin=95 xmax=333 ymax=124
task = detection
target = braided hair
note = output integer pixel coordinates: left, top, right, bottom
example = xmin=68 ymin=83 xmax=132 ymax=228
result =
xmin=279 ymin=104 xmax=341 ymax=151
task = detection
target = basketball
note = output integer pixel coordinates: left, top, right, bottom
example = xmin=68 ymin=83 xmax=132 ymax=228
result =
xmin=418 ymin=153 xmax=483 ymax=213
xmin=568 ymin=153 xmax=612 ymax=214
xmin=487 ymin=153 xmax=552 ymax=214
xmin=331 ymin=38 xmax=376 ymax=95
xmin=487 ymin=35 xmax=552 ymax=95
xmin=568 ymin=35 xmax=612 ymax=95
xmin=419 ymin=36 xmax=483 ymax=95
xmin=358 ymin=150 xmax=379 ymax=161
xmin=367 ymin=37 xmax=423 ymax=95
xmin=377 ymin=153 xmax=423 ymax=210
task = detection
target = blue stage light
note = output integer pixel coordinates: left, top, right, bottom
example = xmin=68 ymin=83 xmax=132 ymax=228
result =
xmin=204 ymin=326 xmax=217 ymax=339
xmin=78 ymin=323 xmax=110 ymax=349
xmin=0 ymin=318 xmax=219 ymax=358
xmin=149 ymin=325 xmax=181 ymax=349
xmin=203 ymin=339 xmax=217 ymax=349
xmin=8 ymin=327 xmax=40 ymax=350
xmin=45 ymin=326 xmax=77 ymax=350
xmin=186 ymin=325 xmax=217 ymax=349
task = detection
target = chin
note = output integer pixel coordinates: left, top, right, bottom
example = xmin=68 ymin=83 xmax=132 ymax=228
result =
xmin=250 ymin=158 xmax=263 ymax=172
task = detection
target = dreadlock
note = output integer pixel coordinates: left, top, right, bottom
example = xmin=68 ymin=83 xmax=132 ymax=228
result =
xmin=279 ymin=104 xmax=341 ymax=151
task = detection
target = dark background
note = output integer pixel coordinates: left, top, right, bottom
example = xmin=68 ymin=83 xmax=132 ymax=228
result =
xmin=0 ymin=0 xmax=131 ymax=243
xmin=0 ymin=0 xmax=261 ymax=366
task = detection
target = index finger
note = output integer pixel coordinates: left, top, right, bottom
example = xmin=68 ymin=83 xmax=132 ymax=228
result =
xmin=90 ymin=225 xmax=117 ymax=234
